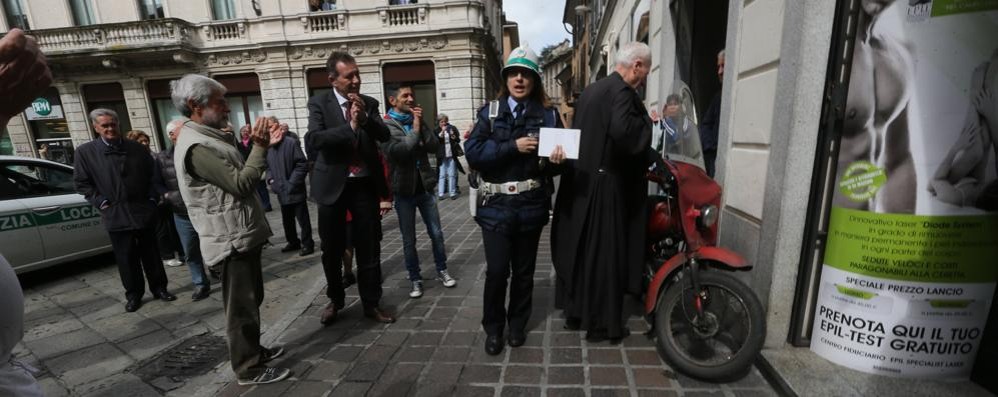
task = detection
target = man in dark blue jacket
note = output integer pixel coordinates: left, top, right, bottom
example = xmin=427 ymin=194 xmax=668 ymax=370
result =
xmin=267 ymin=120 xmax=314 ymax=256
xmin=74 ymin=108 xmax=176 ymax=312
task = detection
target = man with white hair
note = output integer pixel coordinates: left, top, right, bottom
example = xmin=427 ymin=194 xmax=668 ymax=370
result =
xmin=552 ymin=41 xmax=657 ymax=342
xmin=170 ymin=74 xmax=291 ymax=385
xmin=74 ymin=108 xmax=176 ymax=313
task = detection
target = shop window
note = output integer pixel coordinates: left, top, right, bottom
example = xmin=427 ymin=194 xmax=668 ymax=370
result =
xmin=69 ymin=0 xmax=96 ymax=26
xmin=214 ymin=73 xmax=263 ymax=133
xmin=211 ymin=0 xmax=236 ymax=20
xmin=24 ymin=87 xmax=73 ymax=164
xmin=0 ymin=128 xmax=13 ymax=156
xmin=2 ymin=0 xmax=29 ymax=29
xmin=82 ymin=82 xmax=133 ymax=139
xmin=146 ymin=78 xmax=180 ymax=149
xmin=138 ymin=0 xmax=164 ymax=19
xmin=309 ymin=0 xmax=337 ymax=11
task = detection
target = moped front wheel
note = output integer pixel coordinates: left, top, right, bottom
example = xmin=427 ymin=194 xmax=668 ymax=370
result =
xmin=654 ymin=270 xmax=765 ymax=381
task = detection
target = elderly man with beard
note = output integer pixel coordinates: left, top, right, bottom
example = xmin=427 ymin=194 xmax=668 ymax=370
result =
xmin=171 ymin=74 xmax=290 ymax=385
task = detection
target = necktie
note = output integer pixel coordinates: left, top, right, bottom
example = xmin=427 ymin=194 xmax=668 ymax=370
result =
xmin=514 ymin=103 xmax=524 ymax=120
xmin=345 ymin=101 xmax=363 ymax=176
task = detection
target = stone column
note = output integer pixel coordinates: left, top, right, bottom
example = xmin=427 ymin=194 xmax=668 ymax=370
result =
xmin=121 ymin=78 xmax=157 ymax=150
xmin=3 ymin=116 xmax=35 ymax=158
xmin=257 ymin=68 xmax=298 ymax=124
xmin=55 ymin=82 xmax=94 ymax=149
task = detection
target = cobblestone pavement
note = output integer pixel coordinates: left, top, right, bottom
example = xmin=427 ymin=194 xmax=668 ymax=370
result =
xmin=14 ymin=191 xmax=778 ymax=397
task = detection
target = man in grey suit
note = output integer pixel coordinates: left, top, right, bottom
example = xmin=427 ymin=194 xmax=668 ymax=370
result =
xmin=305 ymin=51 xmax=396 ymax=325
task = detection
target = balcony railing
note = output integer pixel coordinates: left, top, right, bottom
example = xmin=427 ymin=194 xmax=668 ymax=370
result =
xmin=381 ymin=5 xmax=427 ymax=27
xmin=31 ymin=18 xmax=193 ymax=54
xmin=26 ymin=1 xmax=490 ymax=56
xmin=303 ymin=11 xmax=345 ymax=32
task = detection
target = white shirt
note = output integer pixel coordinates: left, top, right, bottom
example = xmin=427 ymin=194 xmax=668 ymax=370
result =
xmin=443 ymin=126 xmax=452 ymax=158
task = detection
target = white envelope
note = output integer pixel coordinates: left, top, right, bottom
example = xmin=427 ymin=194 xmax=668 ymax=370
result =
xmin=538 ymin=128 xmax=581 ymax=159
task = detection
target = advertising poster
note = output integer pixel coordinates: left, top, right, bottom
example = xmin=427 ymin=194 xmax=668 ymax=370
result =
xmin=812 ymin=0 xmax=998 ymax=379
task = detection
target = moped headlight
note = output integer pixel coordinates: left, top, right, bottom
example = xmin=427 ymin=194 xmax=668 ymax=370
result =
xmin=699 ymin=205 xmax=719 ymax=228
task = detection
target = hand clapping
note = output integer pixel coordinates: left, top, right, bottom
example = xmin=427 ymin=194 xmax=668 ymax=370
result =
xmin=250 ymin=116 xmax=280 ymax=148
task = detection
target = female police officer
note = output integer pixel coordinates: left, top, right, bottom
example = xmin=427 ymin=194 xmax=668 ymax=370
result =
xmin=465 ymin=45 xmax=566 ymax=355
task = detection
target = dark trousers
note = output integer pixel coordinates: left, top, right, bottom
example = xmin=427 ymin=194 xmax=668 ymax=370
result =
xmin=256 ymin=181 xmax=272 ymax=210
xmin=280 ymin=201 xmax=314 ymax=248
xmin=107 ymin=226 xmax=168 ymax=301
xmin=704 ymin=148 xmax=718 ymax=178
xmin=155 ymin=206 xmax=182 ymax=260
xmin=221 ymin=244 xmax=266 ymax=379
xmin=481 ymin=227 xmax=542 ymax=336
xmin=317 ymin=177 xmax=383 ymax=310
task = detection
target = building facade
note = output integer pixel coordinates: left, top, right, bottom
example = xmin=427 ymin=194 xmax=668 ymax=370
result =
xmin=539 ymin=39 xmax=571 ymax=127
xmin=0 ymin=0 xmax=504 ymax=163
xmin=565 ymin=0 xmax=997 ymax=394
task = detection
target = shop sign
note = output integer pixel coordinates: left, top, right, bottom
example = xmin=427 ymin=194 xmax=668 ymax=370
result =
xmin=812 ymin=0 xmax=998 ymax=379
xmin=25 ymin=97 xmax=64 ymax=121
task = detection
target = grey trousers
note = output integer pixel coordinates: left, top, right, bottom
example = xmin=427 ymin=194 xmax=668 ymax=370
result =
xmin=221 ymin=244 xmax=265 ymax=378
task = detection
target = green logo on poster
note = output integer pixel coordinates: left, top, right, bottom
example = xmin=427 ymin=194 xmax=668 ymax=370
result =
xmin=31 ymin=98 xmax=51 ymax=116
xmin=838 ymin=161 xmax=887 ymax=202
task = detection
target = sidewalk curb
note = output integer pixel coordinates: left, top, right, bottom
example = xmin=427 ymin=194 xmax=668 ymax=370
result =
xmin=190 ymin=268 xmax=327 ymax=397
xmin=756 ymin=353 xmax=797 ymax=397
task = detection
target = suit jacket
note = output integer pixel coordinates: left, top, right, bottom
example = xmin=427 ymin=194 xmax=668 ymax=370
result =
xmin=305 ymin=90 xmax=391 ymax=205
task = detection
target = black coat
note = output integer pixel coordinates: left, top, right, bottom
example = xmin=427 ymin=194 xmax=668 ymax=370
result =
xmin=551 ymin=72 xmax=655 ymax=338
xmin=73 ymin=138 xmax=158 ymax=232
xmin=153 ymin=147 xmax=187 ymax=216
xmin=267 ymin=134 xmax=309 ymax=205
xmin=464 ymin=97 xmax=563 ymax=234
xmin=305 ymin=91 xmax=390 ymax=206
xmin=435 ymin=123 xmax=466 ymax=174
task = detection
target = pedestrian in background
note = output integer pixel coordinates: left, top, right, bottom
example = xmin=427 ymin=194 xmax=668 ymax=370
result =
xmin=154 ymin=119 xmax=211 ymax=301
xmin=171 ymin=74 xmax=290 ymax=385
xmin=552 ymin=42 xmax=656 ymax=342
xmin=238 ymin=124 xmax=274 ymax=212
xmin=126 ymin=130 xmax=152 ymax=150
xmin=74 ymin=108 xmax=177 ymax=312
xmin=465 ymin=44 xmax=566 ymax=356
xmin=267 ymin=118 xmax=315 ymax=256
xmin=699 ymin=49 xmax=724 ymax=178
xmin=382 ymin=83 xmax=457 ymax=299
xmin=435 ymin=114 xmax=465 ymax=199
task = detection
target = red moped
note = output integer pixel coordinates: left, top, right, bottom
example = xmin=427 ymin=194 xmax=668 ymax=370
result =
xmin=643 ymin=83 xmax=766 ymax=381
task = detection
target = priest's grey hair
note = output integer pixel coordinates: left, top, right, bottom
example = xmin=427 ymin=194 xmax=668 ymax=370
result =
xmin=89 ymin=108 xmax=119 ymax=124
xmin=170 ymin=74 xmax=227 ymax=117
xmin=615 ymin=42 xmax=651 ymax=67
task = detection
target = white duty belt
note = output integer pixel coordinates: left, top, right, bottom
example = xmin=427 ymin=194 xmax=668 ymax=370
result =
xmin=479 ymin=179 xmax=542 ymax=195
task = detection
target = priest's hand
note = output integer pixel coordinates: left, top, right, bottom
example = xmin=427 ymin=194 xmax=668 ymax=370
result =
xmin=549 ymin=145 xmax=566 ymax=164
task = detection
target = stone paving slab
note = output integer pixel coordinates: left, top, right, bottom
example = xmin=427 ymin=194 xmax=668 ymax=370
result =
xmin=16 ymin=191 xmax=778 ymax=396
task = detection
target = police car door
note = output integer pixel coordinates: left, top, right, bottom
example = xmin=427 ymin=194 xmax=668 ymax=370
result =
xmin=11 ymin=161 xmax=109 ymax=264
xmin=0 ymin=162 xmax=45 ymax=270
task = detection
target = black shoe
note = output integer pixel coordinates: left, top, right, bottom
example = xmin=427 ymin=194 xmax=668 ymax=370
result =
xmin=484 ymin=334 xmax=503 ymax=355
xmin=264 ymin=207 xmax=274 ymax=213
xmin=564 ymin=317 xmax=581 ymax=331
xmin=508 ymin=331 xmax=526 ymax=347
xmin=342 ymin=273 xmax=356 ymax=287
xmin=280 ymin=243 xmax=301 ymax=253
xmin=153 ymin=289 xmax=177 ymax=302
xmin=209 ymin=268 xmax=221 ymax=280
xmin=191 ymin=285 xmax=211 ymax=301
xmin=299 ymin=246 xmax=314 ymax=256
xmin=125 ymin=299 xmax=142 ymax=312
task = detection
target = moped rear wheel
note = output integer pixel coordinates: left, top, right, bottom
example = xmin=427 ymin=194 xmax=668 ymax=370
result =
xmin=654 ymin=270 xmax=765 ymax=381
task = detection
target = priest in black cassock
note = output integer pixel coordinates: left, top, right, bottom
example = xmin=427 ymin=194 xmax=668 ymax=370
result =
xmin=552 ymin=42 xmax=656 ymax=341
